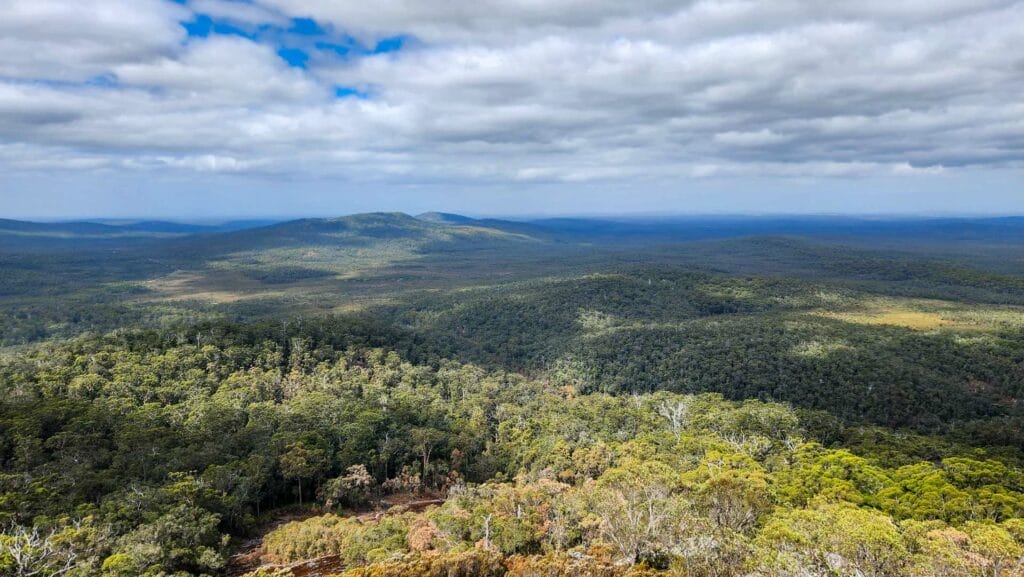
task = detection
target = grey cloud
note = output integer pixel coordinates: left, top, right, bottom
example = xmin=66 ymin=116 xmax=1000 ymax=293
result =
xmin=113 ymin=36 xmax=323 ymax=104
xmin=0 ymin=0 xmax=187 ymax=81
xmin=0 ymin=0 xmax=1021 ymax=198
xmin=188 ymin=0 xmax=290 ymax=28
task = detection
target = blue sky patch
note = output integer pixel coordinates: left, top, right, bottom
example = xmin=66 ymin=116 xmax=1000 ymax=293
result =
xmin=177 ymin=7 xmax=409 ymax=72
xmin=182 ymin=14 xmax=258 ymax=39
xmin=86 ymin=73 xmax=119 ymax=87
xmin=335 ymin=86 xmax=368 ymax=99
xmin=373 ymin=36 xmax=406 ymax=54
xmin=289 ymin=17 xmax=325 ymax=36
xmin=315 ymin=40 xmax=356 ymax=56
xmin=277 ymin=48 xmax=309 ymax=68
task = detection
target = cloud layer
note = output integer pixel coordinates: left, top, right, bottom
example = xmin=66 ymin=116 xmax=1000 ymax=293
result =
xmin=0 ymin=0 xmax=1022 ymax=212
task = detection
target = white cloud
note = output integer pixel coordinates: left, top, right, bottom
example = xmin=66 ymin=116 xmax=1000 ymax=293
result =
xmin=114 ymin=36 xmax=321 ymax=104
xmin=188 ymin=0 xmax=290 ymax=28
xmin=0 ymin=0 xmax=187 ymax=81
xmin=0 ymin=0 xmax=1021 ymax=199
xmin=714 ymin=130 xmax=791 ymax=147
xmin=258 ymin=0 xmax=694 ymax=41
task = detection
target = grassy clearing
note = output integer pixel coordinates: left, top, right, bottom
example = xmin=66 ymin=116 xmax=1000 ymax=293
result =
xmin=790 ymin=338 xmax=854 ymax=358
xmin=822 ymin=309 xmax=954 ymax=330
xmin=140 ymin=271 xmax=292 ymax=304
xmin=814 ymin=297 xmax=1024 ymax=331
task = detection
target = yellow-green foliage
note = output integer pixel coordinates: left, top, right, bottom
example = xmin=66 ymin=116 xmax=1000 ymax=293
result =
xmin=261 ymin=476 xmax=1024 ymax=577
xmin=816 ymin=296 xmax=1024 ymax=332
xmin=263 ymin=514 xmax=409 ymax=565
xmin=821 ymin=309 xmax=954 ymax=330
xmin=337 ymin=550 xmax=505 ymax=577
xmin=263 ymin=515 xmax=355 ymax=563
xmin=336 ymin=549 xmax=664 ymax=577
xmin=757 ymin=503 xmax=907 ymax=576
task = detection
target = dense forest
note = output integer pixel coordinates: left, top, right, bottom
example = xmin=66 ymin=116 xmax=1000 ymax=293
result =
xmin=2 ymin=214 xmax=1024 ymax=576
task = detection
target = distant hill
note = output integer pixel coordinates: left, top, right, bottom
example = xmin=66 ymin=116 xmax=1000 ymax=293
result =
xmin=6 ymin=212 xmax=1024 ymax=257
xmin=416 ymin=212 xmax=479 ymax=225
xmin=519 ymin=215 xmax=1024 ymax=244
xmin=197 ymin=212 xmax=529 ymax=244
xmin=0 ymin=218 xmax=279 ymax=252
xmin=82 ymin=220 xmax=219 ymax=234
xmin=0 ymin=218 xmax=127 ymax=236
xmin=147 ymin=212 xmax=543 ymax=266
xmin=84 ymin=219 xmax=280 ymax=234
xmin=0 ymin=218 xmax=181 ymax=252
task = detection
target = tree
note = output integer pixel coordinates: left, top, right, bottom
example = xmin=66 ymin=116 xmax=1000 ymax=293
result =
xmin=410 ymin=427 xmax=445 ymax=490
xmin=903 ymin=523 xmax=977 ymax=577
xmin=279 ymin=442 xmax=329 ymax=506
xmin=109 ymin=504 xmax=227 ymax=576
xmin=321 ymin=464 xmax=375 ymax=510
xmin=0 ymin=525 xmax=79 ymax=577
xmin=592 ymin=461 xmax=683 ymax=565
xmin=758 ymin=503 xmax=908 ymax=577
xmin=656 ymin=396 xmax=691 ymax=440
xmin=964 ymin=521 xmax=1024 ymax=577
xmin=697 ymin=468 xmax=770 ymax=533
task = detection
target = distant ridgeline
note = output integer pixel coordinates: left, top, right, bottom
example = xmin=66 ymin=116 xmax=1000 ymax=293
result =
xmin=1 ymin=214 xmax=1024 ymax=575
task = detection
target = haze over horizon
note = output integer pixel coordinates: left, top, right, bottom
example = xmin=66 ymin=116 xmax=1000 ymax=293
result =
xmin=13 ymin=207 xmax=1024 ymax=225
xmin=2 ymin=0 xmax=1023 ymax=218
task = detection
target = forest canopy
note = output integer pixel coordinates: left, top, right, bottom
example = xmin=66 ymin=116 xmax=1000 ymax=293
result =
xmin=2 ymin=317 xmax=1023 ymax=576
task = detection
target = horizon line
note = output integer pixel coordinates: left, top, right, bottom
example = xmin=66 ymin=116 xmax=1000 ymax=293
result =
xmin=8 ymin=210 xmax=1024 ymax=225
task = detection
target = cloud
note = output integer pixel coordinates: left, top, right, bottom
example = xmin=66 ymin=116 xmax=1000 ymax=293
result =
xmin=114 ymin=35 xmax=321 ymax=104
xmin=0 ymin=0 xmax=1021 ymax=209
xmin=0 ymin=0 xmax=187 ymax=81
xmin=188 ymin=0 xmax=290 ymax=28
xmin=714 ymin=130 xmax=791 ymax=147
xmin=258 ymin=0 xmax=693 ymax=41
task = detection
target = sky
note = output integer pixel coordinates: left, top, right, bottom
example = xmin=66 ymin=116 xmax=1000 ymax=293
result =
xmin=0 ymin=0 xmax=1022 ymax=219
